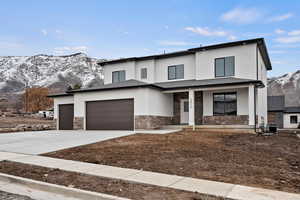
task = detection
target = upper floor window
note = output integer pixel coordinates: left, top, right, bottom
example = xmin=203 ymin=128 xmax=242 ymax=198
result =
xmin=141 ymin=68 xmax=147 ymax=79
xmin=168 ymin=64 xmax=184 ymax=80
xmin=112 ymin=70 xmax=126 ymax=83
xmin=213 ymin=92 xmax=237 ymax=116
xmin=215 ymin=56 xmax=235 ymax=77
xmin=290 ymin=115 xmax=298 ymax=124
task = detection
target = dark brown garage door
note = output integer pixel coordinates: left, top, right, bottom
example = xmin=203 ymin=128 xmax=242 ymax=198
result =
xmin=86 ymin=99 xmax=134 ymax=130
xmin=59 ymin=104 xmax=74 ymax=130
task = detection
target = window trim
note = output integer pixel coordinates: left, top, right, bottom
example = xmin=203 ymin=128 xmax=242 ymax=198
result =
xmin=168 ymin=64 xmax=184 ymax=80
xmin=141 ymin=68 xmax=147 ymax=79
xmin=112 ymin=70 xmax=126 ymax=83
xmin=214 ymin=56 xmax=235 ymax=78
xmin=290 ymin=115 xmax=298 ymax=124
xmin=213 ymin=92 xmax=237 ymax=116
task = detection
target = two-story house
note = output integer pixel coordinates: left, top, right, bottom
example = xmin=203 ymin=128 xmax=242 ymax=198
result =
xmin=49 ymin=38 xmax=271 ymax=131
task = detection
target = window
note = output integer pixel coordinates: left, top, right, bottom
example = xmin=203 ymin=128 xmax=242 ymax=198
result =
xmin=290 ymin=115 xmax=298 ymax=124
xmin=112 ymin=70 xmax=126 ymax=83
xmin=215 ymin=56 xmax=235 ymax=77
xmin=141 ymin=68 xmax=147 ymax=79
xmin=168 ymin=64 xmax=184 ymax=80
xmin=213 ymin=93 xmax=237 ymax=116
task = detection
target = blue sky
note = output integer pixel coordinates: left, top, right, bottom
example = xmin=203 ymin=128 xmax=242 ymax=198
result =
xmin=1 ymin=0 xmax=300 ymax=77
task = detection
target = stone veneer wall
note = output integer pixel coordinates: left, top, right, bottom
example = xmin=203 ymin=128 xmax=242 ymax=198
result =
xmin=53 ymin=119 xmax=58 ymax=130
xmin=172 ymin=92 xmax=188 ymax=124
xmin=172 ymin=92 xmax=203 ymax=125
xmin=195 ymin=91 xmax=203 ymax=125
xmin=203 ymin=115 xmax=249 ymax=125
xmin=268 ymin=112 xmax=277 ymax=124
xmin=135 ymin=115 xmax=172 ymax=129
xmin=73 ymin=117 xmax=84 ymax=130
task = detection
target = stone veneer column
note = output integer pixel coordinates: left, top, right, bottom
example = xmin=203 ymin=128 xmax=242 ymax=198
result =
xmin=53 ymin=119 xmax=58 ymax=130
xmin=73 ymin=117 xmax=84 ymax=130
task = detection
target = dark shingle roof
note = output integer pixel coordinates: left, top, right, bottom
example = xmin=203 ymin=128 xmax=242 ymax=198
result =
xmin=47 ymin=93 xmax=73 ymax=98
xmin=284 ymin=107 xmax=300 ymax=113
xmin=64 ymin=78 xmax=263 ymax=94
xmin=268 ymin=96 xmax=285 ymax=111
xmin=99 ymin=38 xmax=272 ymax=70
xmin=68 ymin=80 xmax=160 ymax=93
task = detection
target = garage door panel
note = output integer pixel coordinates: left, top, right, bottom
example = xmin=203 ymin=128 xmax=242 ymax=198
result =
xmin=59 ymin=104 xmax=74 ymax=130
xmin=86 ymin=99 xmax=134 ymax=130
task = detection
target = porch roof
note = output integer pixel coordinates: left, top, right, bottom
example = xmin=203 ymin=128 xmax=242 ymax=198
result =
xmin=155 ymin=78 xmax=264 ymax=90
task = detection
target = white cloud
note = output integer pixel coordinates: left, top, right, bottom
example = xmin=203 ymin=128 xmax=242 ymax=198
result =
xmin=275 ymin=29 xmax=285 ymax=34
xmin=220 ymin=7 xmax=261 ymax=24
xmin=269 ymin=50 xmax=286 ymax=54
xmin=55 ymin=29 xmax=62 ymax=34
xmin=288 ymin=30 xmax=300 ymax=36
xmin=228 ymin=35 xmax=237 ymax=40
xmin=41 ymin=29 xmax=48 ymax=36
xmin=272 ymin=60 xmax=284 ymax=64
xmin=275 ymin=36 xmax=300 ymax=44
xmin=268 ymin=13 xmax=293 ymax=22
xmin=185 ymin=27 xmax=236 ymax=40
xmin=185 ymin=27 xmax=227 ymax=37
xmin=53 ymin=46 xmax=88 ymax=55
xmin=158 ymin=40 xmax=192 ymax=46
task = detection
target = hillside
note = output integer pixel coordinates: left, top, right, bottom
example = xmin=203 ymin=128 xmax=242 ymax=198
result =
xmin=0 ymin=53 xmax=104 ymax=94
xmin=268 ymin=70 xmax=300 ymax=106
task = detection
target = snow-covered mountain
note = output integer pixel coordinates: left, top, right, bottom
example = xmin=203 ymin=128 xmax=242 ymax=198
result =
xmin=268 ymin=70 xmax=300 ymax=106
xmin=0 ymin=53 xmax=104 ymax=93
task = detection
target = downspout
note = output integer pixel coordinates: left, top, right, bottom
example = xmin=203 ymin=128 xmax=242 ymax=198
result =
xmin=254 ymin=44 xmax=259 ymax=133
xmin=254 ymin=86 xmax=257 ymax=133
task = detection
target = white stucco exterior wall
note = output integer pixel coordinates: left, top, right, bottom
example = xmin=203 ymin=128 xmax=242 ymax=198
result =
xmin=154 ymin=54 xmax=196 ymax=82
xmin=103 ymin=54 xmax=196 ymax=84
xmin=195 ymin=44 xmax=257 ymax=80
xmin=103 ymin=61 xmax=136 ymax=84
xmin=53 ymin=96 xmax=74 ymax=119
xmin=284 ymin=113 xmax=300 ymax=129
xmin=202 ymin=87 xmax=249 ymax=116
xmin=73 ymin=87 xmax=173 ymax=126
xmin=256 ymin=47 xmax=268 ymax=125
xmin=135 ymin=59 xmax=155 ymax=83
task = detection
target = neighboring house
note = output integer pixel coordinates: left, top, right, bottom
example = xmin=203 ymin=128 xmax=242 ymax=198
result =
xmin=49 ymin=38 xmax=271 ymax=131
xmin=283 ymin=107 xmax=300 ymax=129
xmin=267 ymin=96 xmax=285 ymax=128
xmin=267 ymin=96 xmax=300 ymax=129
xmin=38 ymin=109 xmax=54 ymax=118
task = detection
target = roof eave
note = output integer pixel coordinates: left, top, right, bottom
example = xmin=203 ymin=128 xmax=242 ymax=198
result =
xmin=161 ymin=80 xmax=264 ymax=91
xmin=67 ymin=84 xmax=163 ymax=93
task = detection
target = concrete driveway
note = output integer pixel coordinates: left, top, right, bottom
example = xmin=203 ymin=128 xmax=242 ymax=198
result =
xmin=0 ymin=130 xmax=133 ymax=155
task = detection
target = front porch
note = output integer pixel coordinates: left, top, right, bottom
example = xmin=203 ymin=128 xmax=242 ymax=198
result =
xmin=166 ymin=84 xmax=258 ymax=129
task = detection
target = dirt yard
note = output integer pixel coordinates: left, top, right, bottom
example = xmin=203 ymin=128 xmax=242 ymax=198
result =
xmin=45 ymin=131 xmax=300 ymax=193
xmin=0 ymin=161 xmax=231 ymax=200
xmin=0 ymin=116 xmax=54 ymax=128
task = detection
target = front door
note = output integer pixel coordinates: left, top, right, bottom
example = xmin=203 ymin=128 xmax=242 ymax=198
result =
xmin=180 ymin=99 xmax=189 ymax=124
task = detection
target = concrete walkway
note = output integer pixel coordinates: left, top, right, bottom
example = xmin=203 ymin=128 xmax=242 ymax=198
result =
xmin=0 ymin=152 xmax=299 ymax=200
